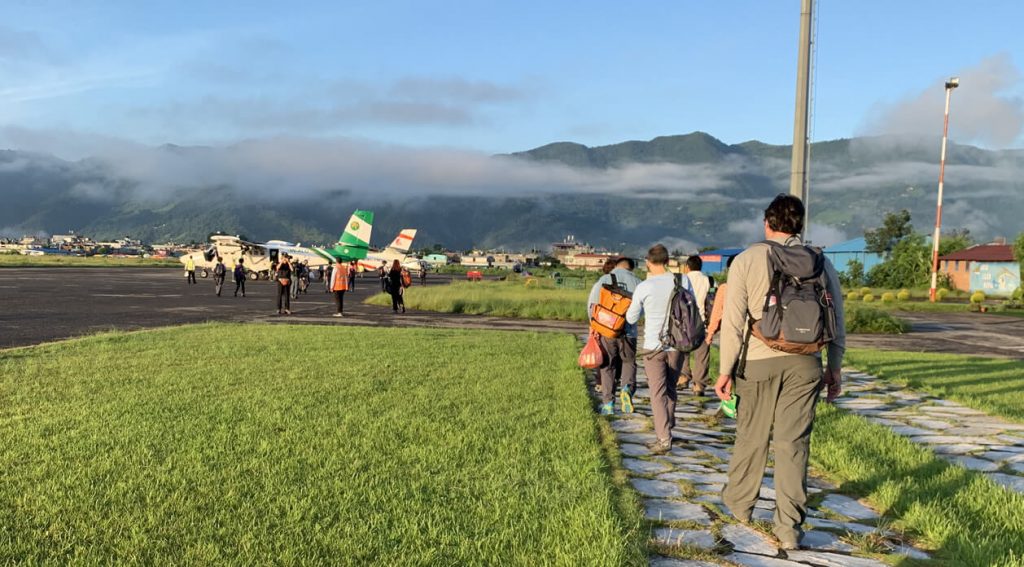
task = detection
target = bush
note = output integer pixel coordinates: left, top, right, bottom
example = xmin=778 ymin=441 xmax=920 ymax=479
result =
xmin=859 ymin=287 xmax=872 ymax=296
xmin=936 ymin=288 xmax=950 ymax=301
xmin=970 ymin=291 xmax=986 ymax=304
xmin=862 ymin=294 xmax=876 ymax=303
xmin=896 ymin=289 xmax=911 ymax=301
xmin=846 ymin=306 xmax=910 ymax=334
xmin=847 ymin=291 xmax=861 ymax=301
xmin=881 ymin=292 xmax=896 ymax=303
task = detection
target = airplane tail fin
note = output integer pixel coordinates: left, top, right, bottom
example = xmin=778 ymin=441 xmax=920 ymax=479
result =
xmin=323 ymin=210 xmax=373 ymax=261
xmin=387 ymin=229 xmax=417 ymax=253
xmin=339 ymin=210 xmax=373 ymax=248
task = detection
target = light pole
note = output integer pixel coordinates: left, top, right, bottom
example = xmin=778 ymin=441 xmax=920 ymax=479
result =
xmin=929 ymin=77 xmax=959 ymax=303
xmin=790 ymin=0 xmax=814 ymax=239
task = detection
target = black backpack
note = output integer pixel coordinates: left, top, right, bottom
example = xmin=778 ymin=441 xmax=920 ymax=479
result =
xmin=658 ymin=274 xmax=706 ymax=353
xmin=751 ymin=240 xmax=837 ymax=354
xmin=214 ymin=263 xmax=226 ymax=277
xmin=703 ymin=275 xmax=717 ymax=327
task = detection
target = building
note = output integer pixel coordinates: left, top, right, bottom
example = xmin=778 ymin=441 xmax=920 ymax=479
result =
xmin=698 ymin=248 xmax=744 ymax=274
xmin=823 ymin=237 xmax=884 ymax=275
xmin=939 ymin=244 xmax=1020 ymax=296
xmin=550 ymin=236 xmax=594 ymax=261
xmin=563 ymin=253 xmax=617 ymax=271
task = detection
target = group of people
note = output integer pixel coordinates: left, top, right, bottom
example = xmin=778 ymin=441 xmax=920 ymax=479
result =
xmin=589 ymin=194 xmax=845 ymax=550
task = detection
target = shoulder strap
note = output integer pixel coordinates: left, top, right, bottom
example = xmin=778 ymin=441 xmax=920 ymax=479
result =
xmin=609 ymin=273 xmax=618 ymax=288
xmin=734 ymin=318 xmax=755 ymax=379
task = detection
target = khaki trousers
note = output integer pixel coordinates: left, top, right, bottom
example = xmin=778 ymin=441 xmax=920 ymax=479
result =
xmin=680 ymin=340 xmax=711 ymax=390
xmin=722 ymin=355 xmax=822 ymax=544
xmin=643 ymin=350 xmax=682 ymax=442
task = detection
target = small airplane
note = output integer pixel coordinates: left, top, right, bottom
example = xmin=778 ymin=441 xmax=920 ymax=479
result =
xmin=357 ymin=229 xmax=422 ymax=273
xmin=180 ymin=210 xmax=374 ymax=280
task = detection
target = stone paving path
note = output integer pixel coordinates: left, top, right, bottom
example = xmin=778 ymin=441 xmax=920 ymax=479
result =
xmin=837 ymin=369 xmax=1024 ymax=493
xmin=594 ymin=368 xmax=933 ymax=566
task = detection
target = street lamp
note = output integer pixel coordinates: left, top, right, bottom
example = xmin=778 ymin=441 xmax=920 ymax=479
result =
xmin=929 ymin=77 xmax=959 ymax=303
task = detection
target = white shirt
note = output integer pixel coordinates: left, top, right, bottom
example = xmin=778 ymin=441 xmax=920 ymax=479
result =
xmin=685 ymin=270 xmax=711 ymax=321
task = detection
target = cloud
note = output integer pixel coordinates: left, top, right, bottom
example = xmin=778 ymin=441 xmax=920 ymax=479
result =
xmin=388 ymin=77 xmax=528 ymax=104
xmin=0 ymin=26 xmax=59 ymax=63
xmin=0 ymin=128 xmax=748 ymax=204
xmin=860 ymin=53 xmax=1024 ymax=147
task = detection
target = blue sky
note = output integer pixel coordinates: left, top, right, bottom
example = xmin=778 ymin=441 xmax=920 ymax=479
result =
xmin=2 ymin=0 xmax=1023 ymax=153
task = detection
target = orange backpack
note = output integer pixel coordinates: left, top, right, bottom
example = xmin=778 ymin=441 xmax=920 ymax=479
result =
xmin=590 ymin=274 xmax=633 ymax=339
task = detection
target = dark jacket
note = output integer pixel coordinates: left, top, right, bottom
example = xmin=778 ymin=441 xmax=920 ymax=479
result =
xmin=388 ymin=268 xmax=403 ymax=293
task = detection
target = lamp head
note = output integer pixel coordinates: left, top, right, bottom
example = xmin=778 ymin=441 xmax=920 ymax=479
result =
xmin=946 ymin=77 xmax=960 ymax=89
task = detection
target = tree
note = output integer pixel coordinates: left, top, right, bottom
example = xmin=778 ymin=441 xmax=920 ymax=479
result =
xmin=939 ymin=228 xmax=973 ymax=256
xmin=865 ymin=210 xmax=913 ymax=255
xmin=839 ymin=258 xmax=865 ymax=288
xmin=1014 ymin=232 xmax=1024 ymax=268
xmin=867 ymin=233 xmax=931 ymax=288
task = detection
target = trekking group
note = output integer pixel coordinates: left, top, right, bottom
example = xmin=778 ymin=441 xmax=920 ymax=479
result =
xmin=585 ymin=194 xmax=845 ymax=550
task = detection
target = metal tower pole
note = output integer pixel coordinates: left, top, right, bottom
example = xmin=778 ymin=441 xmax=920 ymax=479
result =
xmin=790 ymin=0 xmax=813 ymax=238
xmin=929 ymin=78 xmax=960 ymax=302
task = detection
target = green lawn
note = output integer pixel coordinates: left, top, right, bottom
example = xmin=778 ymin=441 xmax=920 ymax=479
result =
xmin=0 ymin=254 xmax=180 ymax=268
xmin=812 ymin=404 xmax=1024 ymax=566
xmin=367 ymin=280 xmax=590 ymax=322
xmin=844 ymin=349 xmax=1024 ymax=423
xmin=0 ymin=324 xmax=644 ymax=565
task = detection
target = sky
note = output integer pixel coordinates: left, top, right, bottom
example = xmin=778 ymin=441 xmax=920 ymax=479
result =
xmin=3 ymin=0 xmax=1024 ymax=155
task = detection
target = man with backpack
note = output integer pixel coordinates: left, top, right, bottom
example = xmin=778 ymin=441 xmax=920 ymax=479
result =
xmin=681 ymin=256 xmax=712 ymax=396
xmin=233 ymin=258 xmax=246 ymax=297
xmin=714 ymin=194 xmax=845 ymax=550
xmin=625 ymin=244 xmax=697 ymax=455
xmin=587 ymin=256 xmax=641 ymax=416
xmin=213 ymin=256 xmax=227 ymax=297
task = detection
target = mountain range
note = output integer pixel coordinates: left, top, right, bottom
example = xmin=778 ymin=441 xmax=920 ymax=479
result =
xmin=1 ymin=132 xmax=1021 ymax=253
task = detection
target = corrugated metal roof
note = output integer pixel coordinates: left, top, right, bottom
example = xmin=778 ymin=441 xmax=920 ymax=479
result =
xmin=938 ymin=244 xmax=1014 ymax=262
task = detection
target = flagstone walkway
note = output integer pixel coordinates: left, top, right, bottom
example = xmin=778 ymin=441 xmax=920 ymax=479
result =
xmin=594 ymin=368 xmax=933 ymax=566
xmin=837 ymin=370 xmax=1024 ymax=493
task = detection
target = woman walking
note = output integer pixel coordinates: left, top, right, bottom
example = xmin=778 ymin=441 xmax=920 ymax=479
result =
xmin=388 ymin=260 xmax=406 ymax=313
xmin=276 ymin=254 xmax=293 ymax=315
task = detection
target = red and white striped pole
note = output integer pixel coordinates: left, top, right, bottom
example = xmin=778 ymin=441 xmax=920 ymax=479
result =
xmin=929 ymin=77 xmax=959 ymax=303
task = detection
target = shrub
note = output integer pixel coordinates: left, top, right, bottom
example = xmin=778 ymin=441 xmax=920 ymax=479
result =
xmin=1012 ymin=287 xmax=1023 ymax=301
xmin=859 ymin=287 xmax=872 ymax=296
xmin=847 ymin=291 xmax=861 ymax=301
xmin=881 ymin=292 xmax=896 ymax=303
xmin=970 ymin=291 xmax=986 ymax=304
xmin=936 ymin=288 xmax=950 ymax=301
xmin=896 ymin=289 xmax=911 ymax=301
xmin=862 ymin=294 xmax=875 ymax=303
xmin=846 ymin=306 xmax=909 ymax=334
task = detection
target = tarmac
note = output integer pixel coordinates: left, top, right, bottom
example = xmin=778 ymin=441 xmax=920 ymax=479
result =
xmin=0 ymin=268 xmax=584 ymax=349
xmin=1 ymin=267 xmax=1022 ymax=359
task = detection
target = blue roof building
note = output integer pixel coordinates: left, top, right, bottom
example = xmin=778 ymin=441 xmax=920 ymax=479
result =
xmin=823 ymin=237 xmax=883 ymax=274
xmin=698 ymin=248 xmax=745 ymax=274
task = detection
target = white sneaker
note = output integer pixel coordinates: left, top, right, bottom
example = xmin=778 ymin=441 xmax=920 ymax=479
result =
xmin=333 ymin=313 xmax=343 ymax=318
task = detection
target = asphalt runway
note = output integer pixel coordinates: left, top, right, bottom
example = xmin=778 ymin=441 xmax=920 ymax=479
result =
xmin=0 ymin=268 xmax=584 ymax=349
xmin=1 ymin=268 xmax=1021 ymax=358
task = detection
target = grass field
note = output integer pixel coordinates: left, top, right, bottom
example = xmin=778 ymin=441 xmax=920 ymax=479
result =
xmin=368 ymin=280 xmax=590 ymax=322
xmin=0 ymin=324 xmax=644 ymax=565
xmin=843 ymin=349 xmax=1024 ymax=423
xmin=368 ymin=280 xmax=909 ymax=335
xmin=813 ymin=404 xmax=1024 ymax=566
xmin=0 ymin=254 xmax=180 ymax=268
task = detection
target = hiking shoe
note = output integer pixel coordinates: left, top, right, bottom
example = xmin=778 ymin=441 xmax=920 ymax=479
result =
xmin=599 ymin=401 xmax=615 ymax=416
xmin=645 ymin=438 xmax=672 ymax=455
xmin=693 ymin=387 xmax=705 ymax=397
xmin=620 ymin=388 xmax=634 ymax=414
xmin=333 ymin=313 xmax=343 ymax=318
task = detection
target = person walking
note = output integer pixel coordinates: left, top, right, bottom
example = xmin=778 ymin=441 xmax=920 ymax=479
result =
xmin=588 ymin=256 xmax=641 ymax=415
xmin=275 ymin=254 xmax=293 ymax=315
xmin=419 ymin=264 xmax=428 ymax=286
xmin=680 ymin=256 xmax=712 ymax=396
xmin=213 ymin=256 xmax=227 ymax=297
xmin=704 ymin=256 xmax=735 ymax=344
xmin=233 ymin=258 xmax=246 ymax=297
xmin=324 ymin=263 xmax=333 ymax=294
xmin=317 ymin=265 xmax=325 ymax=291
xmin=625 ymin=244 xmax=693 ymax=455
xmin=185 ymin=256 xmax=197 ymax=285
xmin=714 ymin=194 xmax=845 ymax=550
xmin=330 ymin=259 xmax=349 ymax=317
xmin=348 ymin=261 xmax=357 ymax=291
xmin=379 ymin=261 xmax=388 ymax=292
xmin=388 ymin=260 xmax=406 ymax=313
